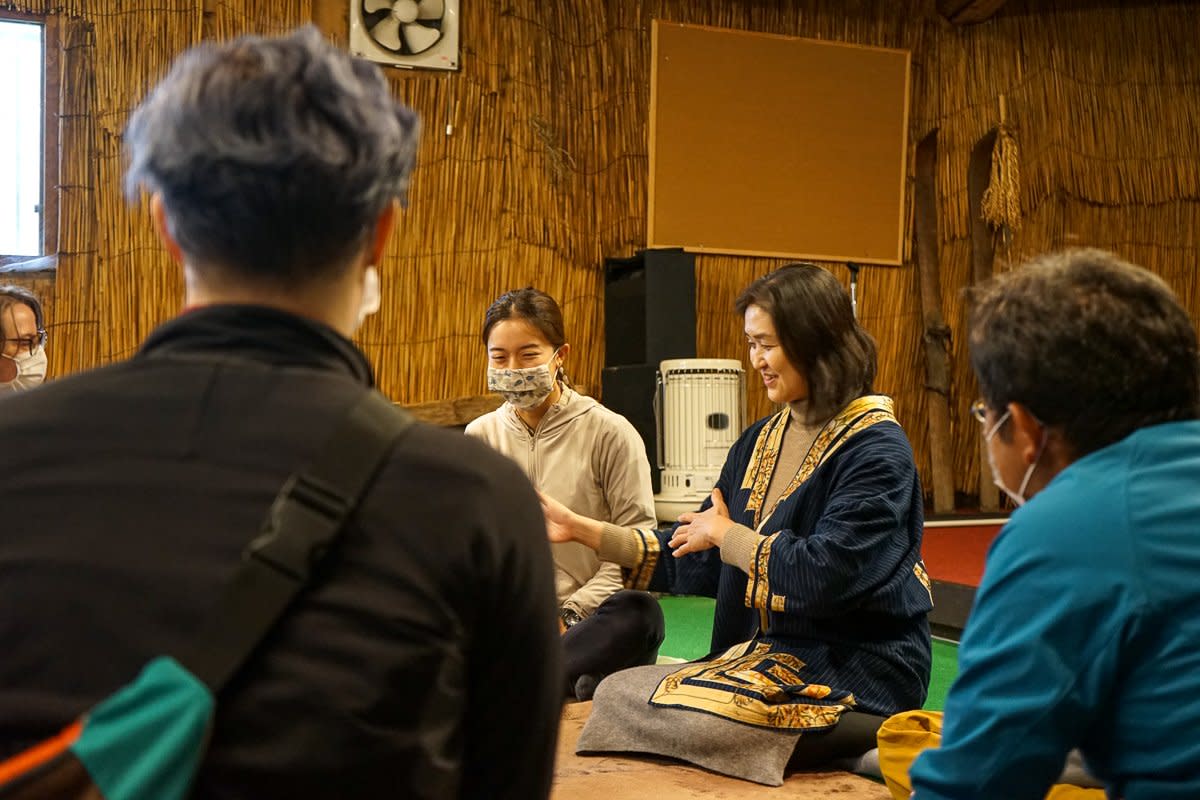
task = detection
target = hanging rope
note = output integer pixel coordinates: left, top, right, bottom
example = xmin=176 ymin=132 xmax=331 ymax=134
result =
xmin=981 ymin=94 xmax=1022 ymax=234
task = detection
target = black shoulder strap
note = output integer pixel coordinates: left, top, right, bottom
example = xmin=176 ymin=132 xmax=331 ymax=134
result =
xmin=180 ymin=390 xmax=414 ymax=693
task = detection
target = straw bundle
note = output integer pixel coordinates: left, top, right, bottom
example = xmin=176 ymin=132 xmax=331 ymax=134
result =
xmin=981 ymin=96 xmax=1022 ymax=234
xmin=5 ymin=0 xmax=1198 ymax=504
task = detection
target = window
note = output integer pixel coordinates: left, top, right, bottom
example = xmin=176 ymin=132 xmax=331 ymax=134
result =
xmin=0 ymin=20 xmax=44 ymax=257
xmin=0 ymin=12 xmax=58 ymax=269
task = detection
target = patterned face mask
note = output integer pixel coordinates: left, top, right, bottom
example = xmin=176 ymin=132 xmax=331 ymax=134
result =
xmin=1 ymin=345 xmax=47 ymax=393
xmin=487 ymin=350 xmax=560 ymax=410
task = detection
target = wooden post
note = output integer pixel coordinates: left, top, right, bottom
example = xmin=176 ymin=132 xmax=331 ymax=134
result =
xmin=201 ymin=0 xmax=217 ymax=40
xmin=968 ymin=128 xmax=1001 ymax=511
xmin=914 ymin=130 xmax=955 ymax=514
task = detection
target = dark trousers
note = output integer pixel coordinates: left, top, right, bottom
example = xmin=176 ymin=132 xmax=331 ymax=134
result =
xmin=562 ymin=590 xmax=665 ymax=698
xmin=789 ymin=711 xmax=886 ymax=767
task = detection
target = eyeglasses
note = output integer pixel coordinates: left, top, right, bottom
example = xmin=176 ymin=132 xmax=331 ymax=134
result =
xmin=970 ymin=399 xmax=1011 ymax=441
xmin=969 ymin=400 xmax=989 ymax=425
xmin=2 ymin=328 xmax=47 ymax=356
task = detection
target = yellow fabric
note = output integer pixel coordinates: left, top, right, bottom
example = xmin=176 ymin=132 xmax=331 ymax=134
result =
xmin=877 ymin=709 xmax=943 ymax=800
xmin=1045 ymin=787 xmax=1106 ymax=800
xmin=740 ymin=395 xmax=897 ymax=530
xmin=625 ymin=528 xmax=661 ymax=591
xmin=739 ymin=408 xmax=789 ymax=518
xmin=744 ymin=530 xmax=781 ymax=611
xmin=741 ymin=395 xmax=899 ymax=619
xmin=648 ymin=641 xmax=855 ymax=730
xmin=877 ymin=710 xmax=1105 ymax=800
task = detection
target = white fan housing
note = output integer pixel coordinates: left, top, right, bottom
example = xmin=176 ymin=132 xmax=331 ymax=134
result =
xmin=349 ymin=0 xmax=459 ymax=72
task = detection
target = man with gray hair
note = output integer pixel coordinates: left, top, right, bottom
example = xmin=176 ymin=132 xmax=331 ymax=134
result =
xmin=0 ymin=27 xmax=561 ymax=799
xmin=0 ymin=284 xmax=48 ymax=392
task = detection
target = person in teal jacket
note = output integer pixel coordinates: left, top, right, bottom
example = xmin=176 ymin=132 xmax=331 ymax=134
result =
xmin=910 ymin=248 xmax=1200 ymax=800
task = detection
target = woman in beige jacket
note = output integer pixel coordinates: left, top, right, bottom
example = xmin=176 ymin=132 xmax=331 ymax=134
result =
xmin=466 ymin=287 xmax=664 ymax=699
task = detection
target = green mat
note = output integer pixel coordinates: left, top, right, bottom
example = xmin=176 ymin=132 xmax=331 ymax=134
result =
xmin=657 ymin=595 xmax=718 ymax=661
xmin=925 ymin=638 xmax=959 ymax=711
xmin=657 ymin=595 xmax=959 ymax=711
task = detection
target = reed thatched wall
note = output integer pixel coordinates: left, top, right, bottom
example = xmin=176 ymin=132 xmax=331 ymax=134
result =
xmin=3 ymin=0 xmax=1197 ymax=504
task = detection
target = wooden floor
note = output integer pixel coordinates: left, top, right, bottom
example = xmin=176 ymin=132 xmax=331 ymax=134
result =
xmin=552 ymin=702 xmax=892 ymax=799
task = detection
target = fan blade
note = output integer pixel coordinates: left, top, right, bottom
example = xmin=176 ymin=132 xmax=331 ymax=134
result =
xmin=371 ymin=17 xmax=403 ymax=50
xmin=364 ymin=0 xmax=394 ymax=12
xmin=416 ymin=0 xmax=444 ymax=20
xmin=403 ymin=23 xmax=441 ymax=53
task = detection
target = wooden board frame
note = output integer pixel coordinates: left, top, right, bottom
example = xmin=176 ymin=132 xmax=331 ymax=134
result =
xmin=648 ymin=21 xmax=911 ymax=265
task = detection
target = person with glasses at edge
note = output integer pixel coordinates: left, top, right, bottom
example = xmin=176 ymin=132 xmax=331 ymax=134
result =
xmin=903 ymin=248 xmax=1200 ymax=800
xmin=0 ymin=285 xmax=48 ymax=393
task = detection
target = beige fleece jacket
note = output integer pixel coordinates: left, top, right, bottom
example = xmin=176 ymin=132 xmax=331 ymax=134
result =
xmin=465 ymin=387 xmax=657 ymax=617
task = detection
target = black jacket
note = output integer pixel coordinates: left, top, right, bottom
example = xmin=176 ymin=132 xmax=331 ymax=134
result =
xmin=0 ymin=305 xmax=562 ymax=799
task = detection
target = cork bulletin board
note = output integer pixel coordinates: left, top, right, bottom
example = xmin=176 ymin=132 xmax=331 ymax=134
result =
xmin=648 ymin=21 xmax=911 ymax=265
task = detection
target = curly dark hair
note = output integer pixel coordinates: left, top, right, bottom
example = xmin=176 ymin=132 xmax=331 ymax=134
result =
xmin=969 ymin=248 xmax=1200 ymax=458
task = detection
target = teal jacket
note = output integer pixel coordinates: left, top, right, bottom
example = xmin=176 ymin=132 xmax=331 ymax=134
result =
xmin=912 ymin=420 xmax=1200 ymax=799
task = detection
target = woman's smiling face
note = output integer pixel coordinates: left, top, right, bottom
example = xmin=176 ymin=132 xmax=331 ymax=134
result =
xmin=744 ymin=303 xmax=807 ymax=405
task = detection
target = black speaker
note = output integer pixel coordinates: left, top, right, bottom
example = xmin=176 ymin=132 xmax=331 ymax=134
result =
xmin=601 ymin=363 xmax=660 ymax=494
xmin=604 ymin=248 xmax=696 ymax=368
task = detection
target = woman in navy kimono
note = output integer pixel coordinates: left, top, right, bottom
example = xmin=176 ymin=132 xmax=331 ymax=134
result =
xmin=543 ymin=264 xmax=932 ymax=782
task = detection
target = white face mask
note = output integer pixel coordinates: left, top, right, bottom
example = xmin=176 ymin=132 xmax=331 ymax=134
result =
xmin=488 ymin=350 xmax=560 ymax=410
xmin=356 ymin=266 xmax=381 ymax=328
xmin=1 ymin=345 xmax=47 ymax=393
xmin=984 ymin=409 xmax=1046 ymax=507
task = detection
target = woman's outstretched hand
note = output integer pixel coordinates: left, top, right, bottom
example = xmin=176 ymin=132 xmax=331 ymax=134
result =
xmin=669 ymin=488 xmax=734 ymax=557
xmin=539 ymin=491 xmax=604 ymax=552
xmin=539 ymin=491 xmax=577 ymax=544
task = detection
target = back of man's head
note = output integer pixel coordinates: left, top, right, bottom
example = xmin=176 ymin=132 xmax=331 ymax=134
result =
xmin=123 ymin=26 xmax=419 ymax=288
xmin=969 ymin=248 xmax=1200 ymax=459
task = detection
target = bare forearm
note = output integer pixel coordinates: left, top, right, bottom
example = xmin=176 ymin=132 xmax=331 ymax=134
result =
xmin=569 ymin=512 xmax=604 ymax=552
